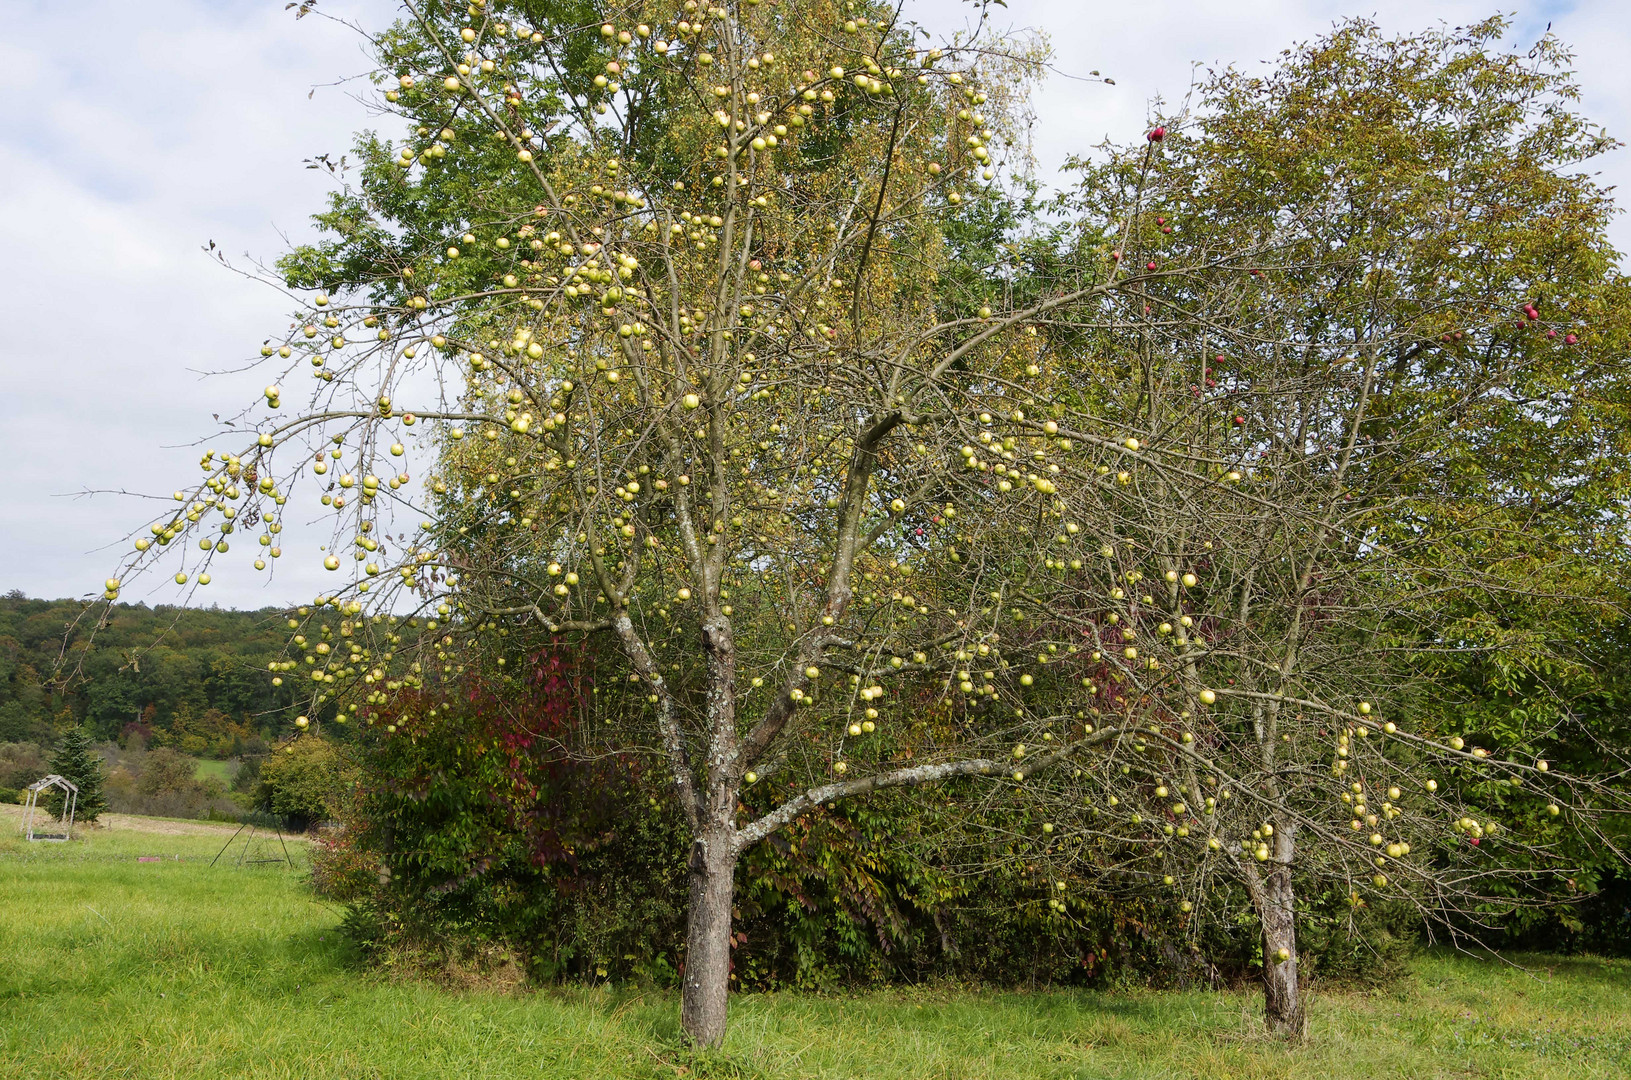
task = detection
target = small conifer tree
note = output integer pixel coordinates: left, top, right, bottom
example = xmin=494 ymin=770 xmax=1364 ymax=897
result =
xmin=47 ymin=726 xmax=107 ymax=822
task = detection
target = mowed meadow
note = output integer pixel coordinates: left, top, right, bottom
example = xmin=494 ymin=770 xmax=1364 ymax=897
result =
xmin=2 ymin=814 xmax=1629 ymax=1080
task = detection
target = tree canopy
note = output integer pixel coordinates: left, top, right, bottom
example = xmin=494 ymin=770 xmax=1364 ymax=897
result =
xmin=95 ymin=2 xmax=1631 ymax=1044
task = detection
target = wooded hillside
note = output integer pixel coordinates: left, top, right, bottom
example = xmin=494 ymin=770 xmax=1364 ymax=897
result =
xmin=0 ymin=592 xmax=299 ymax=755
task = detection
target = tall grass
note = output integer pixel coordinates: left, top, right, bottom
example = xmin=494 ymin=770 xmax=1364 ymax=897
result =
xmin=3 ymin=825 xmax=1629 ymax=1078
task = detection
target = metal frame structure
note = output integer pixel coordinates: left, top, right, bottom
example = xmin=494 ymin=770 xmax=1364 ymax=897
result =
xmin=210 ymin=816 xmax=292 ymax=868
xmin=22 ymin=774 xmax=78 ymax=842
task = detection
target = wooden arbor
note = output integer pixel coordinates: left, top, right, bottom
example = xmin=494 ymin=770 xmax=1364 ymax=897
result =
xmin=22 ymin=774 xmax=78 ymax=842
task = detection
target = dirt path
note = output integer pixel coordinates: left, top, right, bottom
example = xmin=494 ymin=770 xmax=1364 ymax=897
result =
xmin=1 ymin=802 xmax=276 ymax=837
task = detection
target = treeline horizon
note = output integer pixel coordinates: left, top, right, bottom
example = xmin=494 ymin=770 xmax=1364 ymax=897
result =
xmin=0 ymin=591 xmax=307 ymax=755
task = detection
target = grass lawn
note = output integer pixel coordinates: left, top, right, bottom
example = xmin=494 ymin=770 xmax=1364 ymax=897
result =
xmin=3 ymin=823 xmax=1629 ymax=1079
xmin=193 ymin=758 xmax=237 ymax=786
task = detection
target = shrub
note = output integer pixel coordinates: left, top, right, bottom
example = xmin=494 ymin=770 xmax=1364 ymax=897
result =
xmin=314 ymin=647 xmax=692 ymax=983
xmin=320 ymin=648 xmax=1348 ymax=992
xmin=102 ymin=747 xmax=242 ymax=820
xmin=308 ymin=832 xmax=377 ymax=903
xmin=0 ymin=741 xmax=47 ymax=790
xmin=258 ymin=736 xmax=354 ymax=831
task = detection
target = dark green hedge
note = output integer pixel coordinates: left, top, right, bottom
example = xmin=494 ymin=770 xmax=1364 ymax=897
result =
xmin=315 ymin=647 xmax=1427 ymax=991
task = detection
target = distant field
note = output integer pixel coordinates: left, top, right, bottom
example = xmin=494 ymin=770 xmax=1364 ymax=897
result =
xmin=3 ymin=820 xmax=1629 ymax=1079
xmin=193 ymin=757 xmax=236 ymax=785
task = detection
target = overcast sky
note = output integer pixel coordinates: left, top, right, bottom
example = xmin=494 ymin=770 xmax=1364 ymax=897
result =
xmin=2 ymin=0 xmax=1625 ymax=610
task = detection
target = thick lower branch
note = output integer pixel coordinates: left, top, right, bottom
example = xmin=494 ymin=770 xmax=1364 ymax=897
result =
xmin=735 ymin=728 xmax=1124 ymax=851
xmin=736 ymin=757 xmax=1007 ymax=851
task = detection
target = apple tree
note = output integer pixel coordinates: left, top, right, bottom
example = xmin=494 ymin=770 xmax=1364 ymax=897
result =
xmin=980 ymin=18 xmax=1631 ymax=1035
xmin=98 ymin=0 xmax=1175 ymax=1045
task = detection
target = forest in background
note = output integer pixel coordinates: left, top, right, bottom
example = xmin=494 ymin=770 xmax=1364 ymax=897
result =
xmin=0 ymin=592 xmax=315 ymax=818
xmin=0 ymin=591 xmax=300 ymax=752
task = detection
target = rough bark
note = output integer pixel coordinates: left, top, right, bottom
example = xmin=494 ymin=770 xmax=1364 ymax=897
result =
xmin=1260 ymin=880 xmax=1304 ymax=1035
xmin=680 ymin=828 xmax=738 ymax=1049
xmin=678 ymin=614 xmax=744 ymax=1050
xmin=1253 ymin=825 xmax=1306 ymax=1038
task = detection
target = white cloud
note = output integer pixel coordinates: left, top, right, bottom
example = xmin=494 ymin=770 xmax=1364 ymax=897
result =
xmin=1 ymin=0 xmax=1624 ymax=610
xmin=1559 ymin=0 xmax=1631 ymax=217
xmin=0 ymin=0 xmax=396 ymax=609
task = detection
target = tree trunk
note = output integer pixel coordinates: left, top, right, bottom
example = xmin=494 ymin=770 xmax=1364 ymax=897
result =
xmin=680 ymin=829 xmax=737 ymax=1048
xmin=1260 ymin=880 xmax=1304 ymax=1035
xmin=1258 ymin=828 xmax=1306 ymax=1038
